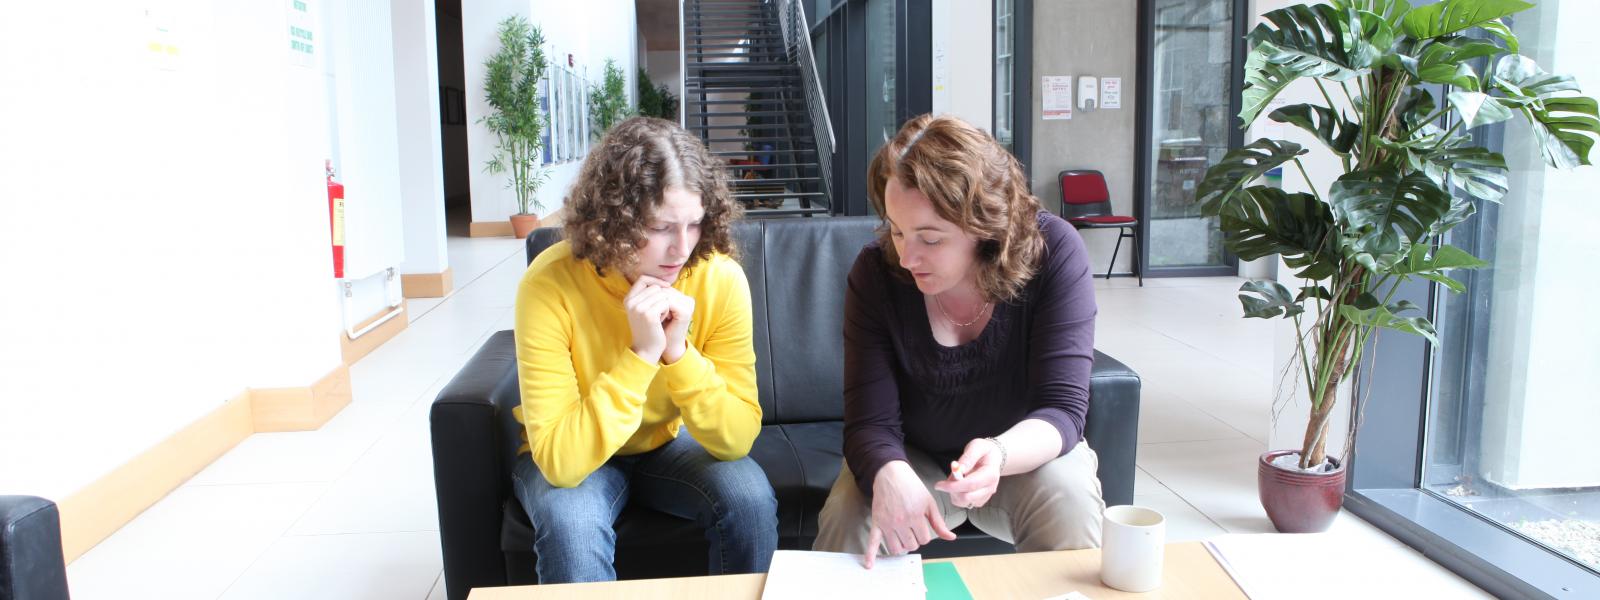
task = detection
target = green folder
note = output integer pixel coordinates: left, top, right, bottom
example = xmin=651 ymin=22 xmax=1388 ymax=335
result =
xmin=922 ymin=562 xmax=974 ymax=600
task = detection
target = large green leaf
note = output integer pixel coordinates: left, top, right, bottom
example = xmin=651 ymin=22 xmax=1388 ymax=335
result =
xmin=1249 ymin=4 xmax=1368 ymax=81
xmin=1198 ymin=139 xmax=1308 ymax=215
xmin=1393 ymin=243 xmax=1488 ymax=279
xmin=1447 ymin=91 xmax=1514 ymax=129
xmin=1424 ymin=146 xmax=1508 ymax=203
xmin=1219 ymin=187 xmax=1341 ymax=281
xmin=1271 ymin=104 xmax=1362 ymax=155
xmin=1239 ymin=280 xmax=1305 ymax=320
xmin=1401 ymin=0 xmax=1533 ymax=41
xmin=1414 ymin=37 xmax=1504 ymax=94
xmin=1492 ymin=56 xmax=1600 ymax=168
xmin=1329 ymin=168 xmax=1454 ymax=270
xmin=1495 ymin=55 xmax=1580 ymax=97
xmin=1338 ymin=302 xmax=1439 ymax=344
xmin=1337 ymin=0 xmax=1413 ymax=31
xmin=1240 ymin=50 xmax=1305 ymax=126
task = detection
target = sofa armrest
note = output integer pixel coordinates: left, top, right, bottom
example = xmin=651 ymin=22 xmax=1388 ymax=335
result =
xmin=1086 ymin=351 xmax=1142 ymax=507
xmin=0 ymin=495 xmax=70 ymax=600
xmin=431 ymin=330 xmax=519 ymax=600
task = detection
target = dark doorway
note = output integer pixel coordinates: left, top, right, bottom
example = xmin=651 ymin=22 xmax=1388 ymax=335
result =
xmin=436 ymin=0 xmax=470 ymax=236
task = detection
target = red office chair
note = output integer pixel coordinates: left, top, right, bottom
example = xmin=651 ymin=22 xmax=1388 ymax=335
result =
xmin=1059 ymin=169 xmax=1142 ymax=286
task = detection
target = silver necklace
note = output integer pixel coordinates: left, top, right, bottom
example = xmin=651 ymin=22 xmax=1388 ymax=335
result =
xmin=933 ymin=294 xmax=992 ymax=328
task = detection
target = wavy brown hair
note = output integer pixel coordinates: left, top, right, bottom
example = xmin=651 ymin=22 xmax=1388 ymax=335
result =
xmin=564 ymin=116 xmax=741 ymax=276
xmin=867 ymin=113 xmax=1045 ymax=302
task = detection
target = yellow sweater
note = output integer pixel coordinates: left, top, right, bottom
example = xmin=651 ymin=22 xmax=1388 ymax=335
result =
xmin=512 ymin=241 xmax=762 ymax=488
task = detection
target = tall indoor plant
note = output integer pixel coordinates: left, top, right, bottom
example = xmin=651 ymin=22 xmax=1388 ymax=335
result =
xmin=481 ymin=16 xmax=550 ymax=239
xmin=1198 ymin=0 xmax=1597 ymax=532
xmin=590 ymin=58 xmax=633 ymax=138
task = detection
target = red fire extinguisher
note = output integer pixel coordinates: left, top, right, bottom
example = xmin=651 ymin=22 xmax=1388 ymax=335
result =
xmin=327 ymin=159 xmax=346 ymax=278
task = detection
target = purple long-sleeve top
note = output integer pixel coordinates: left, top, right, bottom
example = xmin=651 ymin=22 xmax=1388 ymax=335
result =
xmin=842 ymin=210 xmax=1098 ymax=496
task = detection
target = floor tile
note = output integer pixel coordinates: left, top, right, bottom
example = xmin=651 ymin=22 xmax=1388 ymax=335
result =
xmin=219 ymin=531 xmax=441 ymax=600
xmin=289 ymin=400 xmax=439 ymax=535
xmin=1137 ymin=438 xmax=1275 ymax=534
xmin=1136 ymin=390 xmax=1248 ymax=444
xmin=67 ymin=483 xmax=326 ymax=600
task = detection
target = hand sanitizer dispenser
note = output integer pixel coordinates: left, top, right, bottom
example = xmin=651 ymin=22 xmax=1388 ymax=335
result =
xmin=1078 ymin=76 xmax=1099 ymax=112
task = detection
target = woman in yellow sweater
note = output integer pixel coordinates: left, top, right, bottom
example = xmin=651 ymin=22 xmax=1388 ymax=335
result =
xmin=511 ymin=117 xmax=776 ymax=583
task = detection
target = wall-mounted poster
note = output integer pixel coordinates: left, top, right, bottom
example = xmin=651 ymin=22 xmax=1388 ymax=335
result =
xmin=539 ymin=77 xmax=552 ymax=165
xmin=1042 ymin=75 xmax=1073 ymax=120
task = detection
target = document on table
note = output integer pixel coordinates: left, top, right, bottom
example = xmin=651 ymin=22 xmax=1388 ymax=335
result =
xmin=760 ymin=550 xmax=925 ymax=600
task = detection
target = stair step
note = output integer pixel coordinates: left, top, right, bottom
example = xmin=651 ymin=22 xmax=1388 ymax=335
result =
xmin=686 ymin=34 xmax=783 ymax=41
xmin=733 ymin=191 xmax=828 ymax=198
xmin=687 ymin=63 xmax=796 ymax=71
xmin=729 ymin=177 xmax=822 ymax=185
xmin=686 ymin=54 xmax=791 ymax=60
xmin=688 ymin=43 xmax=787 ymax=49
xmin=688 ymin=123 xmax=808 ymax=131
xmin=687 ymin=98 xmax=807 ymax=105
xmin=701 ymin=137 xmax=817 ymax=144
xmin=691 ymin=110 xmax=808 ymax=118
xmin=725 ymin=162 xmax=814 ymax=170
xmin=688 ymin=75 xmax=799 ymax=83
xmin=742 ymin=207 xmax=832 ymax=217
xmin=684 ymin=86 xmax=800 ymax=94
xmin=710 ymin=148 xmax=819 ymax=155
xmin=686 ymin=24 xmax=780 ymax=31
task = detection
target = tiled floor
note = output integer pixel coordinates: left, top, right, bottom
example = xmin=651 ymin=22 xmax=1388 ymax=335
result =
xmin=65 ymin=236 xmax=1486 ymax=598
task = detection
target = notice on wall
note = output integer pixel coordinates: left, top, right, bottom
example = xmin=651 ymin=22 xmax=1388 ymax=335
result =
xmin=1042 ymin=76 xmax=1073 ymax=120
xmin=287 ymin=0 xmax=315 ymax=67
xmin=1101 ymin=77 xmax=1122 ymax=109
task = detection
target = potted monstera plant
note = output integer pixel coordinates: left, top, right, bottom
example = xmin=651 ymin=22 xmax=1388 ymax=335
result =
xmin=481 ymin=16 xmax=551 ymax=239
xmin=1198 ymin=0 xmax=1597 ymax=532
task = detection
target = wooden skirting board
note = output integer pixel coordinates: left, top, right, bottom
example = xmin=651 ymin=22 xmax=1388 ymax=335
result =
xmin=339 ymin=300 xmax=409 ymax=365
xmin=468 ymin=220 xmax=513 ymax=237
xmin=401 ymin=268 xmax=454 ymax=298
xmin=58 ymin=364 xmax=354 ymax=561
xmin=59 ymin=299 xmax=414 ymax=562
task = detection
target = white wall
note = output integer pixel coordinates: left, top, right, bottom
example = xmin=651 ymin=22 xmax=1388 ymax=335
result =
xmin=393 ymin=0 xmax=450 ymax=276
xmin=0 ymin=0 xmax=345 ymax=499
xmin=931 ymin=0 xmax=993 ymax=132
xmin=465 ymin=0 xmax=639 ymax=223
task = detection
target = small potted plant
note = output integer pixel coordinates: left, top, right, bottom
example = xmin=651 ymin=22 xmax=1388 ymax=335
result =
xmin=1198 ymin=0 xmax=1597 ymax=532
xmin=481 ymin=16 xmax=550 ymax=238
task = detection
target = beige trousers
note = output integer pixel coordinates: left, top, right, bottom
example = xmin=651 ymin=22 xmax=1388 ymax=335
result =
xmin=813 ymin=443 xmax=1105 ymax=554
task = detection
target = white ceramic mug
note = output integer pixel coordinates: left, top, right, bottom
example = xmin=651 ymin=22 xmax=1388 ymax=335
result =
xmin=1100 ymin=505 xmax=1166 ymax=592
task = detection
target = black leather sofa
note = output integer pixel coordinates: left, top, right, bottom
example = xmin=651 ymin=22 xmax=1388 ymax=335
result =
xmin=430 ymin=217 xmax=1141 ymax=599
xmin=0 ymin=495 xmax=71 ymax=600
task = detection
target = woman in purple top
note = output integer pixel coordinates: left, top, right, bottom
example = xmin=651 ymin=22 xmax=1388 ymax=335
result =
xmin=814 ymin=115 xmax=1104 ymax=566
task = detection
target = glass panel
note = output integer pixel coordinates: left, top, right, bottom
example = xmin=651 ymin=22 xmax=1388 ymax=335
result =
xmin=1144 ymin=0 xmax=1235 ymax=268
xmin=994 ymin=0 xmax=1014 ymax=150
xmin=864 ymin=0 xmax=897 ymax=161
xmin=1424 ymin=0 xmax=1600 ymax=573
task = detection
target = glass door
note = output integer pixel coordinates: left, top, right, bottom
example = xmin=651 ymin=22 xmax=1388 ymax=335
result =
xmin=1136 ymin=0 xmax=1245 ymax=275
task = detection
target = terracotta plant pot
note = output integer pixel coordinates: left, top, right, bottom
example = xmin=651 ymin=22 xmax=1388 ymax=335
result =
xmin=510 ymin=213 xmax=540 ymax=239
xmin=1258 ymin=450 xmax=1346 ymax=533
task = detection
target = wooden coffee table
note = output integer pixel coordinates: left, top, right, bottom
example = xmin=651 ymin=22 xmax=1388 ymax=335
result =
xmin=468 ymin=541 xmax=1246 ymax=599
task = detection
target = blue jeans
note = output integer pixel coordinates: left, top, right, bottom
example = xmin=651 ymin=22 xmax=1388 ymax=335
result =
xmin=511 ymin=432 xmax=779 ymax=584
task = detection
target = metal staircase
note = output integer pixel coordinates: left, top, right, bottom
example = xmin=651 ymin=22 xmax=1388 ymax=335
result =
xmin=680 ymin=0 xmax=835 ymax=217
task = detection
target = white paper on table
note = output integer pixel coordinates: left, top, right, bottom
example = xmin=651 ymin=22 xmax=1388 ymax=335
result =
xmin=759 ymin=550 xmax=925 ymax=600
xmin=1204 ymin=532 xmax=1493 ymax=600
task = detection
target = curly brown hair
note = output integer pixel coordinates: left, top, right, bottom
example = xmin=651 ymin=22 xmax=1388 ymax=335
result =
xmin=563 ymin=116 xmax=742 ymax=276
xmin=867 ymin=113 xmax=1045 ymax=302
